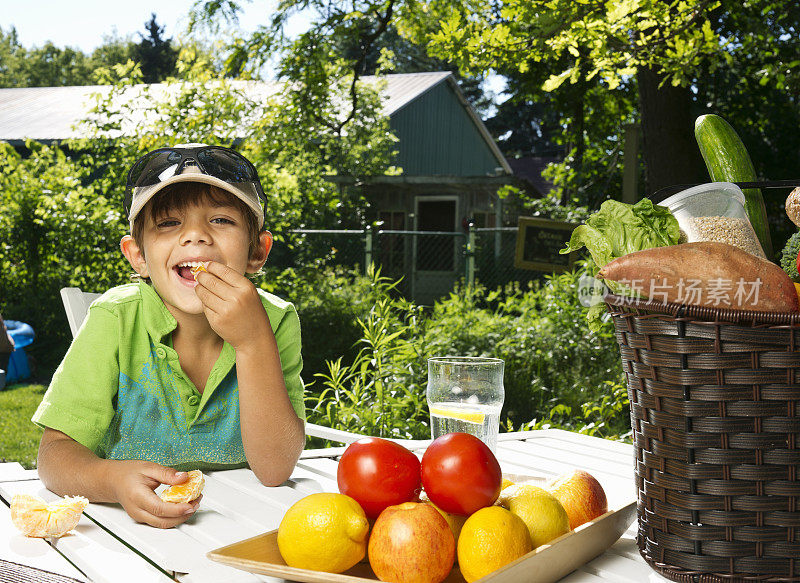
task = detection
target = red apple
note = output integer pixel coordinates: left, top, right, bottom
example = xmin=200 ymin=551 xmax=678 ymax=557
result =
xmin=368 ymin=502 xmax=455 ymax=583
xmin=547 ymin=469 xmax=608 ymax=529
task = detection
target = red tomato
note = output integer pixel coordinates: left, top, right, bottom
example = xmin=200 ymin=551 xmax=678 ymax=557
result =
xmin=420 ymin=432 xmax=502 ymax=516
xmin=337 ymin=437 xmax=422 ymax=520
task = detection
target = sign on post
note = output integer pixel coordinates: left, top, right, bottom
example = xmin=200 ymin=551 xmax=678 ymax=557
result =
xmin=514 ymin=217 xmax=577 ymax=272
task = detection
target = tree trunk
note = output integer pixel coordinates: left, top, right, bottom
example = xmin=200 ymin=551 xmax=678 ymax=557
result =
xmin=637 ymin=66 xmax=706 ymax=199
xmin=561 ymin=87 xmax=585 ymax=206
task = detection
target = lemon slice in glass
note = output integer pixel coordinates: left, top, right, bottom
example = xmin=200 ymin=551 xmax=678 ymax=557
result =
xmin=429 ymin=406 xmax=485 ymax=424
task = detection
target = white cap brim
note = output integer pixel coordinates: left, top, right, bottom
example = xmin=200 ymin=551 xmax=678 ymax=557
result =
xmin=128 ymin=166 xmax=264 ymax=229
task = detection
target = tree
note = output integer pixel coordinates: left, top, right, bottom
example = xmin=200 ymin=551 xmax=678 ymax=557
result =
xmin=407 ymin=0 xmax=800 ymax=200
xmin=134 ymin=14 xmax=180 ymax=83
xmin=88 ymin=32 xmax=138 ymax=75
xmin=0 ymin=16 xmax=218 ymax=88
xmin=0 ymin=27 xmax=95 ymax=87
xmin=328 ymin=22 xmax=493 ymax=115
xmin=75 ymin=45 xmax=398 ymax=233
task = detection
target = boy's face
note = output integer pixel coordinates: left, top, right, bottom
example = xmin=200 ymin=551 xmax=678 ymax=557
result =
xmin=121 ymin=196 xmax=267 ymax=317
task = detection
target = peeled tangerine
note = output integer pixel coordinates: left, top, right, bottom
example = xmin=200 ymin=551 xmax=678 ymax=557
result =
xmin=159 ymin=470 xmax=205 ymax=503
xmin=11 ymin=494 xmax=89 ymax=538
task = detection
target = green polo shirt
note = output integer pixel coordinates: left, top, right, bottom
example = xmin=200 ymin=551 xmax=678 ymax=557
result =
xmin=33 ymin=282 xmax=305 ymax=470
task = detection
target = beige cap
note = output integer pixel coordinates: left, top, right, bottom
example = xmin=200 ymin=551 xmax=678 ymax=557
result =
xmin=127 ymin=144 xmax=264 ymax=229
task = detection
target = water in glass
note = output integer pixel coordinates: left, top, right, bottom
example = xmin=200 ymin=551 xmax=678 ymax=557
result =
xmin=426 ymin=357 xmax=504 ymax=452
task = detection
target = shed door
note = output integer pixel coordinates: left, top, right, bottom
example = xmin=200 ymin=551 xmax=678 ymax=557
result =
xmin=413 ymin=196 xmax=459 ymax=304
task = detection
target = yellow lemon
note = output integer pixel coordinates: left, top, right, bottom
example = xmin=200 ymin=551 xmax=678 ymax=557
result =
xmin=428 ymin=405 xmax=485 ymax=424
xmin=497 ymin=484 xmax=569 ymax=548
xmin=277 ymin=493 xmax=369 ymax=573
xmin=500 ymin=477 xmax=515 ymax=491
xmin=457 ymin=506 xmax=532 ymax=582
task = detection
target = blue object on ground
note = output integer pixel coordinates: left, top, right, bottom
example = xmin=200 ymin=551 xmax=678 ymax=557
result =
xmin=5 ymin=320 xmax=34 ymax=383
xmin=6 ymin=320 xmax=34 ymax=349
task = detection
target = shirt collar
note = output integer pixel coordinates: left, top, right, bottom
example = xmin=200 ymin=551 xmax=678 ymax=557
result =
xmin=138 ymin=282 xmax=178 ymax=341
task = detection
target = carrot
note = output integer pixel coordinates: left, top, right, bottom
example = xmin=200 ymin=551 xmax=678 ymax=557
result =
xmin=598 ymin=241 xmax=799 ymax=312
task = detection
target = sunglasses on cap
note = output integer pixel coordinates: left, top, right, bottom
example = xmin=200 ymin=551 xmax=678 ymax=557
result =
xmin=123 ymin=145 xmax=266 ymax=217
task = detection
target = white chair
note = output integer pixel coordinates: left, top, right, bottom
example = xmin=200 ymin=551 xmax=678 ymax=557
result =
xmin=59 ymin=287 xmax=364 ymax=445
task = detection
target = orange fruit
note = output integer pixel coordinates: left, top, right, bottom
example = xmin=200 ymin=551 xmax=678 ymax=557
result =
xmin=159 ymin=470 xmax=204 ymax=503
xmin=11 ymin=494 xmax=88 ymax=538
xmin=190 ymin=263 xmax=208 ymax=279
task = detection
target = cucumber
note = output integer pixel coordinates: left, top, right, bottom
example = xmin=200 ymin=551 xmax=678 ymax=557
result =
xmin=694 ymin=114 xmax=773 ymax=258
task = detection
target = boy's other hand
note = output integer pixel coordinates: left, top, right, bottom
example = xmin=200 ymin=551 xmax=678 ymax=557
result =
xmin=193 ymin=261 xmax=270 ymax=350
xmin=111 ymin=461 xmax=201 ymax=529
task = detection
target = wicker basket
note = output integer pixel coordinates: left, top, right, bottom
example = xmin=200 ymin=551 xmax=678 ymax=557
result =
xmin=605 ymin=293 xmax=800 ymax=582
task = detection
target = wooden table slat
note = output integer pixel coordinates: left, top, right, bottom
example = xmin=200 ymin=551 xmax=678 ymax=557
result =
xmin=517 ymin=436 xmax=633 ymax=471
xmin=0 ymin=462 xmax=39 ymax=484
xmin=197 ymin=475 xmax=288 ymax=533
xmin=524 ymin=429 xmax=634 ymax=455
xmin=583 ymin=548 xmax=661 ymax=583
xmin=205 ymin=470 xmax=323 ymax=511
xmin=294 ymin=457 xmax=339 ymax=482
xmin=495 ymin=442 xmax=631 ymax=483
xmin=557 ymin=569 xmax=616 ymax=583
xmin=499 ymin=439 xmax=632 ymax=475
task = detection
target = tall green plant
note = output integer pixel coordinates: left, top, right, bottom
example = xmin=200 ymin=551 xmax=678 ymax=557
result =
xmin=308 ymin=266 xmax=429 ymax=439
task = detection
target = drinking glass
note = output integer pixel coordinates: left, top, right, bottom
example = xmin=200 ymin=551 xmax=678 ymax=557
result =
xmin=426 ymin=356 xmax=504 ymax=452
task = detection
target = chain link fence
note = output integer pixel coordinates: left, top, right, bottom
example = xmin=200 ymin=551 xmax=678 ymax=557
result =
xmin=270 ymin=227 xmax=547 ymax=303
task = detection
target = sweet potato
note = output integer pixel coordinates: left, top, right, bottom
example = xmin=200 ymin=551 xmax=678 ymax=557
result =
xmin=598 ymin=241 xmax=799 ymax=312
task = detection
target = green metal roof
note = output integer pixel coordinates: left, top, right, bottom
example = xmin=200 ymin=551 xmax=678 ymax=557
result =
xmin=390 ymin=77 xmax=509 ymax=177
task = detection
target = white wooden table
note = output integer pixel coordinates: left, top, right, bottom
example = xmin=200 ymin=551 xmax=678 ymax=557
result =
xmin=0 ymin=430 xmax=668 ymax=582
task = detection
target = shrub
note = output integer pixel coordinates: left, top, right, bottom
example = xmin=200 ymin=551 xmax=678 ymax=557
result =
xmin=0 ymin=142 xmax=129 ymax=373
xmin=309 ymin=264 xmax=629 ymax=442
xmin=424 ymin=269 xmax=625 ymax=434
xmin=258 ymin=265 xmax=379 ymax=384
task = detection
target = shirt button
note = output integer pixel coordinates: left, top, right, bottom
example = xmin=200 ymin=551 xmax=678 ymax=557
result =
xmin=155 ymin=347 xmax=167 ymax=359
xmin=188 ymin=395 xmax=200 ymax=406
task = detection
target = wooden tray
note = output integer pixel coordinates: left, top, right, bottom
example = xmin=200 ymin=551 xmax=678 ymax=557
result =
xmin=207 ymin=487 xmax=637 ymax=583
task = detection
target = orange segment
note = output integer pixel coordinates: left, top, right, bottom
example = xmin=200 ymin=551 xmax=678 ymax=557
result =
xmin=190 ymin=263 xmax=208 ymax=279
xmin=11 ymin=493 xmax=88 ymax=538
xmin=159 ymin=470 xmax=205 ymax=503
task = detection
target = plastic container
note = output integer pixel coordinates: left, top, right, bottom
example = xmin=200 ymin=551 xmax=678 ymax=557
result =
xmin=660 ymin=182 xmax=766 ymax=258
xmin=5 ymin=320 xmax=34 ymax=383
xmin=426 ymin=356 xmax=504 ymax=452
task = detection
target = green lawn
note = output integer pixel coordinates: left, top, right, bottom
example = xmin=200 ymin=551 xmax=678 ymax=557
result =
xmin=1 ymin=383 xmax=45 ymax=469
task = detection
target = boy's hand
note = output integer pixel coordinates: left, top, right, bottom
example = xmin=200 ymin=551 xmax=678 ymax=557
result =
xmin=110 ymin=461 xmax=201 ymax=529
xmin=192 ymin=261 xmax=270 ymax=350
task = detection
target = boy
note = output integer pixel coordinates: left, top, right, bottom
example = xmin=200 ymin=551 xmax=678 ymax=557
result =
xmin=33 ymin=145 xmax=306 ymax=528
